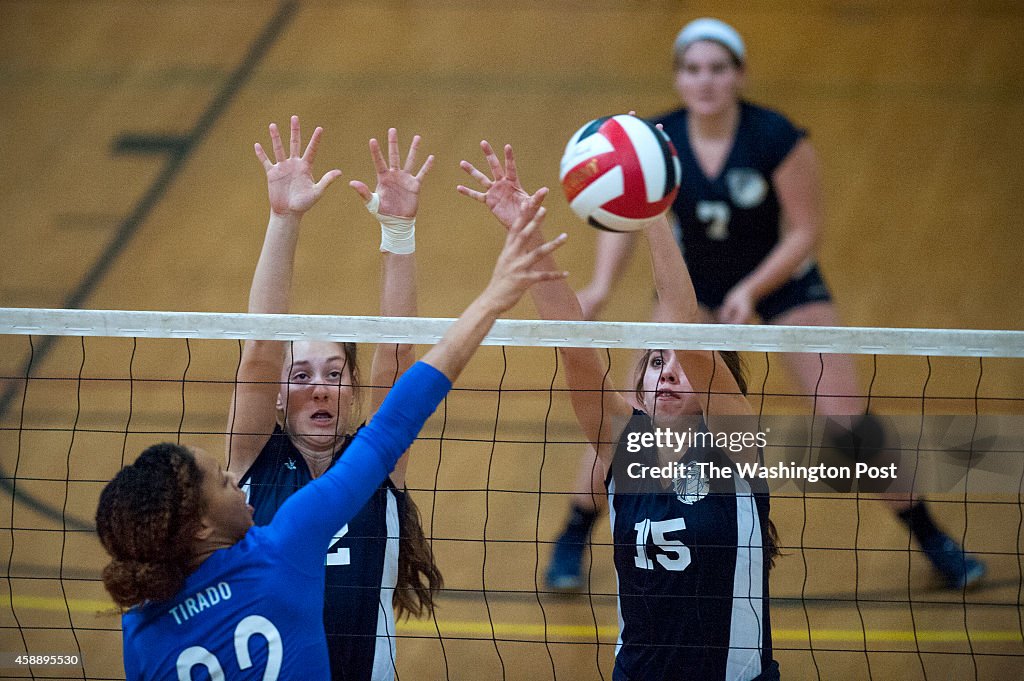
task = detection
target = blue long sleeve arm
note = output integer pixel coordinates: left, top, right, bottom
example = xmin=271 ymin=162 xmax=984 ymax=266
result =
xmin=264 ymin=361 xmax=451 ymax=571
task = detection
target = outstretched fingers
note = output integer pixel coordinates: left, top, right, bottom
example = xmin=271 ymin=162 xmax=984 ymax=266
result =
xmin=456 ymin=184 xmax=486 ymax=203
xmin=368 ymin=137 xmax=388 ymax=175
xmin=289 ymin=115 xmax=301 ymax=158
xmin=254 ymin=142 xmax=272 ymax=170
xmin=481 ymin=140 xmax=504 ymax=181
xmin=460 ymin=159 xmax=492 ymax=185
xmin=504 ymin=144 xmax=518 ymax=182
xmin=302 ymin=126 xmax=324 ymax=165
xmin=387 ymin=128 xmax=400 ymax=170
xmin=416 ymin=154 xmax=435 ymax=181
xmin=508 ymin=193 xmax=546 ymax=236
xmin=403 ymin=134 xmax=421 ymax=173
xmin=627 ymin=109 xmax=664 ymax=131
xmin=523 ymin=266 xmax=570 ymax=285
xmin=269 ymin=122 xmax=285 ymax=163
xmin=522 ymin=232 xmax=568 ymax=267
xmin=315 ymin=168 xmax=343 ymax=193
xmin=348 ymin=180 xmax=372 ymax=203
xmin=508 ymin=231 xmax=568 ymax=287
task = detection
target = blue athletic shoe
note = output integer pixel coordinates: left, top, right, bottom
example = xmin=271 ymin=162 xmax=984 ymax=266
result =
xmin=545 ymin=530 xmax=586 ymax=592
xmin=921 ymin=534 xmax=986 ymax=589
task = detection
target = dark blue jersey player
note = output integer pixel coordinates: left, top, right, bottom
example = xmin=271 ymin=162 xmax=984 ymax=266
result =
xmin=240 ymin=427 xmax=404 ymax=680
xmin=653 ymin=100 xmax=829 ymax=322
xmin=458 ymin=143 xmax=780 ymax=679
xmin=225 ymin=120 xmax=441 ymax=680
xmin=608 ymin=409 xmax=775 ymax=681
xmin=97 ymin=134 xmax=570 ymax=681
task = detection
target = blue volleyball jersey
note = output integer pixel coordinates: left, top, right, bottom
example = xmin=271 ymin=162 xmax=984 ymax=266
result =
xmin=653 ymin=102 xmax=806 ymax=309
xmin=120 ymin=362 xmax=450 ymax=681
xmin=240 ymin=427 xmax=402 ymax=681
xmin=607 ymin=411 xmax=774 ymax=681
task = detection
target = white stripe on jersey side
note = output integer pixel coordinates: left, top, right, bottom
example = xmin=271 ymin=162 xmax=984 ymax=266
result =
xmin=241 ymin=479 xmax=250 ymax=503
xmin=614 ymin=114 xmax=668 ymax=203
xmin=371 ymin=489 xmax=400 ymax=681
xmin=606 ymin=477 xmax=625 ymax=656
xmin=726 ymin=477 xmax=764 ymax=681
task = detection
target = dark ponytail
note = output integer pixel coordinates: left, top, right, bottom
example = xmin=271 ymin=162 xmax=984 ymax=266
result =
xmin=96 ymin=443 xmax=207 ymax=608
xmin=394 ymin=492 xmax=444 ymax=620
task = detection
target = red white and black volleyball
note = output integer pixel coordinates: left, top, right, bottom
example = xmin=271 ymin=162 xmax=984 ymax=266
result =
xmin=559 ymin=115 xmax=681 ymax=232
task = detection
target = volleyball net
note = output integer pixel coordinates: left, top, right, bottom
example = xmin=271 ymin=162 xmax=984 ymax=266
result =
xmin=1 ymin=307 xmax=1022 ymax=680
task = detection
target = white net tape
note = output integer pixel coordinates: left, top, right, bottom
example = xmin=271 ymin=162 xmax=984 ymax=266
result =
xmin=2 ymin=308 xmax=1022 ymax=357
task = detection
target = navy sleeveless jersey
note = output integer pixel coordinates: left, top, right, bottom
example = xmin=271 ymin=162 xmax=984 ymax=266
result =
xmin=241 ymin=426 xmax=403 ymax=681
xmin=119 ymin=362 xmax=451 ymax=681
xmin=606 ymin=410 xmax=775 ymax=681
xmin=653 ymin=101 xmax=806 ymax=308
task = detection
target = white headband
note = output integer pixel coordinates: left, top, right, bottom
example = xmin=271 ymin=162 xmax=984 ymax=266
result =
xmin=674 ymin=17 xmax=745 ymax=64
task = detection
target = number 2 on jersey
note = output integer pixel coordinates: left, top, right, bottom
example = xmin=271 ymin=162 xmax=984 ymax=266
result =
xmin=697 ymin=200 xmax=730 ymax=241
xmin=633 ymin=517 xmax=691 ymax=571
xmin=326 ymin=524 xmax=350 ymax=566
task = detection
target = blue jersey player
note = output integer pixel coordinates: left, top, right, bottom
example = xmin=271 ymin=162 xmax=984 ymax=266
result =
xmin=96 ymin=168 xmax=569 ymax=681
xmin=226 ymin=119 xmax=439 ymax=680
xmin=459 ymin=148 xmax=780 ymax=680
xmin=549 ymin=17 xmax=985 ymax=594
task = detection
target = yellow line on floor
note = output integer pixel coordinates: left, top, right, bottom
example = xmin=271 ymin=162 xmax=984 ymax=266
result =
xmin=10 ymin=595 xmax=1022 ymax=644
xmin=396 ymin=619 xmax=1024 ymax=643
xmin=8 ymin=594 xmax=117 ymax=613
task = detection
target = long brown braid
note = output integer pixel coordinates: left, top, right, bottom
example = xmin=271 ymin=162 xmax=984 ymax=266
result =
xmin=394 ymin=492 xmax=444 ymax=620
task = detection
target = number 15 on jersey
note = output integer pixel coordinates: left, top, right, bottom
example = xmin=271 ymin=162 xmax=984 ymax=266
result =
xmin=634 ymin=518 xmax=691 ymax=571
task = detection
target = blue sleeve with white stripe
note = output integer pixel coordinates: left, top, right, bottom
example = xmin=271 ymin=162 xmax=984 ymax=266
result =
xmin=263 ymin=361 xmax=450 ymax=570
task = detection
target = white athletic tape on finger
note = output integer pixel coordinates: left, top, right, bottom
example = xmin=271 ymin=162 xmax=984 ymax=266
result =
xmin=365 ymin=192 xmax=415 ymax=254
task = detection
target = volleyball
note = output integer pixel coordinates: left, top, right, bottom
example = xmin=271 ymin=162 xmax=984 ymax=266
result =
xmin=559 ymin=114 xmax=681 ymax=232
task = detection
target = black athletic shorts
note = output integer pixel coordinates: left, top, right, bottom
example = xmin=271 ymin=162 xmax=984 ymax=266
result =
xmin=754 ymin=263 xmax=832 ymax=322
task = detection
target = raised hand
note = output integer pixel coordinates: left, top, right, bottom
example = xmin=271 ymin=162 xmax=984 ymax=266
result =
xmin=254 ymin=115 xmax=342 ymax=217
xmin=349 ymin=128 xmax=433 ymax=218
xmin=458 ymin=141 xmax=548 ymax=229
xmin=482 ymin=196 xmax=569 ymax=313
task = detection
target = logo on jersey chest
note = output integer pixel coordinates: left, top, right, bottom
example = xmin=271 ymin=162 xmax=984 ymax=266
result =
xmin=672 ymin=461 xmax=709 ymax=505
xmin=725 ymin=168 xmax=768 ymax=209
xmin=284 ymin=458 xmax=296 ymax=470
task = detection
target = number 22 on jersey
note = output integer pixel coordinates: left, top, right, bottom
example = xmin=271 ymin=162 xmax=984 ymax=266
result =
xmin=177 ymin=615 xmax=281 ymax=681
